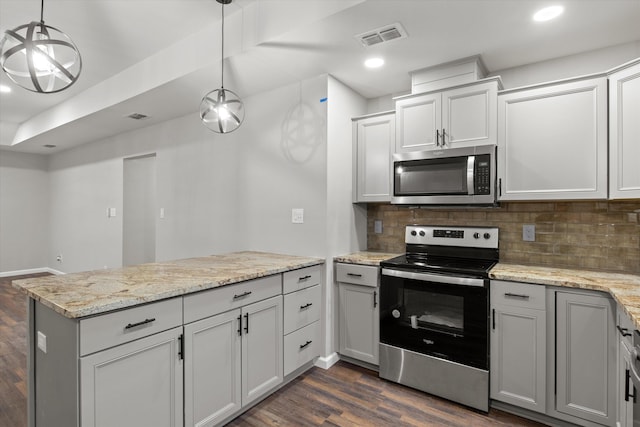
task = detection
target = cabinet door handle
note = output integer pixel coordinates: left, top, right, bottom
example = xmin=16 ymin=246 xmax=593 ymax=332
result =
xmin=244 ymin=313 xmax=249 ymax=334
xmin=441 ymin=128 xmax=446 ymax=147
xmin=233 ymin=291 xmax=252 ymax=300
xmin=492 ymin=309 xmax=496 ymax=330
xmin=237 ymin=314 xmax=242 ymax=336
xmin=618 ymin=325 xmax=633 ymax=337
xmin=299 ymin=275 xmax=312 ymax=281
xmin=373 ymin=291 xmax=377 ymax=308
xmin=347 ymin=273 xmax=362 ymax=278
xmin=124 ymin=318 xmax=156 ymax=330
xmin=498 ymin=178 xmax=502 ymax=197
xmin=626 ymin=368 xmax=637 ymax=402
xmin=300 ymin=302 xmax=313 ymax=310
xmin=299 ymin=340 xmax=313 ymax=350
xmin=436 ymin=129 xmax=440 ymax=147
xmin=178 ymin=334 xmax=184 ymax=360
xmin=504 ymin=293 xmax=530 ymax=300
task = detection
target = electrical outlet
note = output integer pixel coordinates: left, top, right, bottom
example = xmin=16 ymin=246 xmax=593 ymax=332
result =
xmin=56 ymin=254 xmax=63 ymax=263
xmin=292 ymin=208 xmax=304 ymax=224
xmin=374 ymin=220 xmax=383 ymax=234
xmin=523 ymin=224 xmax=536 ymax=242
xmin=37 ymin=331 xmax=47 ymax=353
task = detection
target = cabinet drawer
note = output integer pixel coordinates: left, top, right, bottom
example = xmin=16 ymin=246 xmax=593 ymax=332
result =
xmin=283 ymin=285 xmax=321 ymax=335
xmin=283 ymin=265 xmax=322 ymax=294
xmin=80 ymin=297 xmax=182 ymax=356
xmin=491 ymin=280 xmax=545 ymax=310
xmin=184 ymin=274 xmax=282 ymax=324
xmin=284 ymin=320 xmax=321 ymax=376
xmin=336 ymin=263 xmax=378 ymax=287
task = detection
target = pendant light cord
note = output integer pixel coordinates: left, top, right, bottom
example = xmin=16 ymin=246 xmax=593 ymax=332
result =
xmin=220 ymin=1 xmax=225 ymax=89
xmin=40 ymin=0 xmax=45 ymax=23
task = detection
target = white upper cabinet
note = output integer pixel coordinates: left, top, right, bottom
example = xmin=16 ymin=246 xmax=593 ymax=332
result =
xmin=497 ymin=76 xmax=608 ymax=201
xmin=395 ymin=79 xmax=500 ymax=153
xmin=609 ymin=59 xmax=640 ymax=199
xmin=352 ymin=112 xmax=395 ymax=202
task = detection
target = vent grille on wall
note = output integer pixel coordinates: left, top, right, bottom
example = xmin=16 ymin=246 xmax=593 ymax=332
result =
xmin=126 ymin=113 xmax=149 ymax=120
xmin=355 ymin=23 xmax=408 ymax=47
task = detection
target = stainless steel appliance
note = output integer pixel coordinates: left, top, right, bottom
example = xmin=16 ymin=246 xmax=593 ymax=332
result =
xmin=379 ymin=225 xmax=499 ymax=412
xmin=392 ymin=144 xmax=496 ymax=206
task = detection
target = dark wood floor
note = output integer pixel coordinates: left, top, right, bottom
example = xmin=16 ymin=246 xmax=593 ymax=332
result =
xmin=1 ymin=273 xmax=547 ymax=427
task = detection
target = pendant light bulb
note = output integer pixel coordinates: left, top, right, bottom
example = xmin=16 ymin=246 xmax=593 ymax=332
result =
xmin=200 ymin=0 xmax=244 ymax=134
xmin=0 ymin=0 xmax=82 ymax=93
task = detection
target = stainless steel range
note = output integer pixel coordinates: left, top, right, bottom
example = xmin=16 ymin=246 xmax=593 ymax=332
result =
xmin=379 ymin=225 xmax=499 ymax=412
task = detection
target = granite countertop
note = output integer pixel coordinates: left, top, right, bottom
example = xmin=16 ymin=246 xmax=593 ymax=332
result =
xmin=12 ymin=251 xmax=323 ymax=319
xmin=491 ymin=263 xmax=640 ymax=329
xmin=333 ymin=251 xmax=401 ymax=266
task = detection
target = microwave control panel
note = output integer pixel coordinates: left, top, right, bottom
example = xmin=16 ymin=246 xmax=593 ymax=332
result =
xmin=474 ymin=154 xmax=491 ymax=195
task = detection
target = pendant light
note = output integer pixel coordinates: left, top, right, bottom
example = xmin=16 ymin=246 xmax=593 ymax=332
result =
xmin=0 ymin=0 xmax=82 ymax=93
xmin=200 ymin=0 xmax=245 ymax=134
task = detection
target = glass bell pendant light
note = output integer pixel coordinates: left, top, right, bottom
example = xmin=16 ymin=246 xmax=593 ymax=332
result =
xmin=0 ymin=0 xmax=82 ymax=93
xmin=200 ymin=0 xmax=245 ymax=134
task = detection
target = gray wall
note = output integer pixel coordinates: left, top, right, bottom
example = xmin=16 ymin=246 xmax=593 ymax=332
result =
xmin=0 ymin=151 xmax=49 ymax=274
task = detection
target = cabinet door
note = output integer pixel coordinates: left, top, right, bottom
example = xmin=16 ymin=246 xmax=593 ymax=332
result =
xmin=339 ymin=283 xmax=379 ymax=365
xmin=498 ymin=77 xmax=608 ymax=200
xmin=395 ymin=92 xmax=440 ymax=152
xmin=353 ymin=113 xmax=395 ymax=202
xmin=556 ymin=291 xmax=616 ymax=425
xmin=609 ymin=62 xmax=640 ymax=199
xmin=184 ymin=309 xmax=242 ymax=427
xmin=80 ymin=327 xmax=183 ymax=427
xmin=442 ymin=80 xmax=497 ymax=149
xmin=490 ymin=304 xmax=546 ymax=413
xmin=242 ymin=295 xmax=283 ymax=407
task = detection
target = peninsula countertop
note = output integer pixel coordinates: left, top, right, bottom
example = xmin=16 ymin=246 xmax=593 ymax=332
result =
xmin=12 ymin=251 xmax=324 ymax=319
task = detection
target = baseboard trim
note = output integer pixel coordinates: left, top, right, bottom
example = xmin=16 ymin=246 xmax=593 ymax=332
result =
xmin=0 ymin=267 xmax=65 ymax=278
xmin=315 ymin=352 xmax=339 ymax=370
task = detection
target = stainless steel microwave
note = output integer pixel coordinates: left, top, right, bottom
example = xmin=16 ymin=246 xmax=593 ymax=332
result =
xmin=392 ymin=145 xmax=496 ymax=205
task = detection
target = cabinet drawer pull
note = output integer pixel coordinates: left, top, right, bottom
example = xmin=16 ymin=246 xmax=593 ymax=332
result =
xmin=233 ymin=291 xmax=252 ymax=300
xmin=618 ymin=325 xmax=633 ymax=337
xmin=299 ymin=275 xmax=312 ymax=281
xmin=347 ymin=273 xmax=362 ymax=278
xmin=299 ymin=340 xmax=313 ymax=350
xmin=300 ymin=302 xmax=313 ymax=310
xmin=504 ymin=293 xmax=530 ymax=300
xmin=124 ymin=318 xmax=156 ymax=330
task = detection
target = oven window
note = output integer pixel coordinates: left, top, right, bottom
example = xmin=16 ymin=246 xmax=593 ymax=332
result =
xmin=405 ymin=290 xmax=463 ymax=334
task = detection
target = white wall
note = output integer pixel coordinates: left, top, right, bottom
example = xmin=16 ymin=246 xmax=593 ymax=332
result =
xmin=0 ymin=151 xmax=49 ymax=274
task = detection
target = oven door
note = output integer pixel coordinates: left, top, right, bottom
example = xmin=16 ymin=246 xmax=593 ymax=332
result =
xmin=380 ymin=268 xmax=488 ymax=370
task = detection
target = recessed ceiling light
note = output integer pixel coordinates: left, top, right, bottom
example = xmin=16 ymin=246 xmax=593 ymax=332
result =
xmin=365 ymin=57 xmax=385 ymax=68
xmin=533 ymin=5 xmax=564 ymax=22
xmin=0 ymin=84 xmax=11 ymax=93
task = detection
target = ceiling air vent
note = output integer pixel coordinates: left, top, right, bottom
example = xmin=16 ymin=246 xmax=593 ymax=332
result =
xmin=126 ymin=113 xmax=149 ymax=120
xmin=355 ymin=23 xmax=408 ymax=47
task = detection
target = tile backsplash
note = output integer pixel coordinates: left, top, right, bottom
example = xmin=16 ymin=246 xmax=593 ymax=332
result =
xmin=367 ymin=201 xmax=640 ymax=274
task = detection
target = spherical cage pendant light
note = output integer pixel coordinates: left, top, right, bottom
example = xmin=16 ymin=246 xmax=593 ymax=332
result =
xmin=0 ymin=0 xmax=82 ymax=93
xmin=200 ymin=0 xmax=244 ymax=134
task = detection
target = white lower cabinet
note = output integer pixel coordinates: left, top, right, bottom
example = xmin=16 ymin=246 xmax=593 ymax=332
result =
xmin=184 ymin=295 xmax=283 ymax=427
xmin=490 ymin=281 xmax=546 ymax=413
xmin=555 ymin=291 xmax=616 ymax=426
xmin=80 ymin=327 xmax=184 ymax=427
xmin=337 ymin=263 xmax=379 ymax=365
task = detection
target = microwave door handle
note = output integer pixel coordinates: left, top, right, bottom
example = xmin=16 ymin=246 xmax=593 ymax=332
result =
xmin=467 ymin=155 xmax=475 ymax=195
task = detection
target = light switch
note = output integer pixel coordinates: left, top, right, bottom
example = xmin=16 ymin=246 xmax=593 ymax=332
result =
xmin=160 ymin=208 xmax=165 ymax=219
xmin=292 ymin=208 xmax=304 ymax=224
xmin=37 ymin=331 xmax=47 ymax=353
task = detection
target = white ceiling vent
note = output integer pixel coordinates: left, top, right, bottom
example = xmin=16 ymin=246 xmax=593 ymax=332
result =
xmin=355 ymin=23 xmax=408 ymax=47
xmin=126 ymin=113 xmax=149 ymax=120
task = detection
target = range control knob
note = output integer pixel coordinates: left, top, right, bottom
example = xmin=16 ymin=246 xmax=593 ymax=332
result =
xmin=473 ymin=232 xmax=480 ymax=239
xmin=419 ymin=230 xmax=426 ymax=237
xmin=411 ymin=230 xmax=417 ymax=236
xmin=484 ymin=232 xmax=491 ymax=240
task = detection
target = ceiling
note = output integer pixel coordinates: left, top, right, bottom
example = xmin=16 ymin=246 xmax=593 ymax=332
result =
xmin=1 ymin=0 xmax=639 ymax=155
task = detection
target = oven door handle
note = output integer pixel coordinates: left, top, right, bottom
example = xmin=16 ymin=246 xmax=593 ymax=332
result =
xmin=381 ymin=268 xmax=485 ymax=287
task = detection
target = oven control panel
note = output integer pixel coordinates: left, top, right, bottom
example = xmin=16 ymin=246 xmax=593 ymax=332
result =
xmin=406 ymin=225 xmax=499 ymax=249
